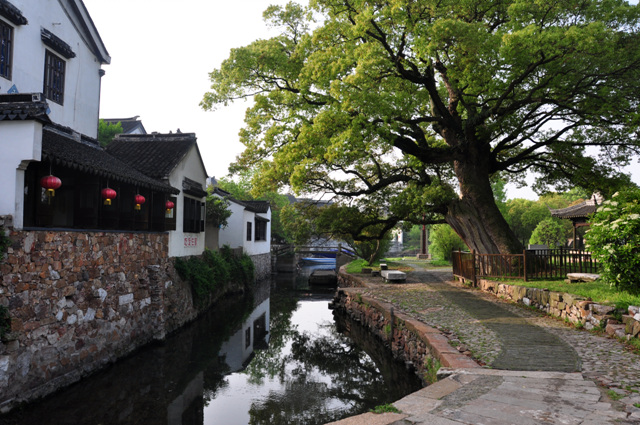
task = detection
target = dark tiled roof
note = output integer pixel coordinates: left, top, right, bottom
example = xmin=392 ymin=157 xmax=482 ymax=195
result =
xmin=182 ymin=177 xmax=207 ymax=198
xmin=0 ymin=0 xmax=27 ymax=25
xmin=41 ymin=28 xmax=76 ymax=58
xmin=107 ymin=133 xmax=198 ymax=179
xmin=0 ymin=93 xmax=50 ymax=123
xmin=212 ymin=188 xmax=270 ymax=213
xmin=102 ymin=116 xmax=146 ymax=134
xmin=243 ymin=200 xmax=270 ymax=214
xmin=42 ymin=127 xmax=179 ymax=194
xmin=550 ymin=201 xmax=598 ymax=219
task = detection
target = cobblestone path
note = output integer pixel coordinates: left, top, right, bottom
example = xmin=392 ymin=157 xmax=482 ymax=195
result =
xmin=337 ymin=264 xmax=640 ymax=423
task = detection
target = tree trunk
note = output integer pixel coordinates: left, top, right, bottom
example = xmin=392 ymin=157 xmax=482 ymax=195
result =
xmin=445 ymin=157 xmax=523 ymax=255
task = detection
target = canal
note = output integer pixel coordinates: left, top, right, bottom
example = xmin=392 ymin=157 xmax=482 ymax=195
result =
xmin=0 ymin=267 xmax=422 ymax=425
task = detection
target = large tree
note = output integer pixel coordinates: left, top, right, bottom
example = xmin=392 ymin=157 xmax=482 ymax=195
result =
xmin=202 ymin=0 xmax=640 ymax=254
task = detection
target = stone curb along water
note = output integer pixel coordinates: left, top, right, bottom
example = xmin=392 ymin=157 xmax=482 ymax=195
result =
xmin=475 ymin=279 xmax=640 ymax=339
xmin=334 ymin=269 xmax=479 ymax=386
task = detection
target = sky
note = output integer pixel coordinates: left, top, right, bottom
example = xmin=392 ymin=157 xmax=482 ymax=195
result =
xmin=83 ymin=0 xmax=639 ymax=201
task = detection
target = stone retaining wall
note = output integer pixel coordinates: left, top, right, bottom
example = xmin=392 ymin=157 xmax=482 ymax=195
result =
xmin=250 ymin=252 xmax=272 ymax=282
xmin=0 ymin=221 xmax=202 ymax=412
xmin=475 ymin=279 xmax=640 ymax=340
xmin=334 ymin=270 xmax=479 ymax=385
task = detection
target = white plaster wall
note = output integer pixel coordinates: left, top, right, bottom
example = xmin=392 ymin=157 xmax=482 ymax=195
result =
xmin=0 ymin=1 xmax=104 ymax=137
xmin=0 ymin=121 xmax=42 ymax=226
xmin=217 ymin=199 xmax=246 ymax=250
xmin=167 ymin=145 xmax=208 ymax=258
xmin=243 ymin=209 xmax=271 ymax=256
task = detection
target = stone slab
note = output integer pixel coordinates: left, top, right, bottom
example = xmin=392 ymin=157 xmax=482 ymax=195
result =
xmin=324 ymin=412 xmax=408 ymax=425
xmin=380 ymin=270 xmax=406 ymax=282
xmin=567 ymin=273 xmax=600 ymax=282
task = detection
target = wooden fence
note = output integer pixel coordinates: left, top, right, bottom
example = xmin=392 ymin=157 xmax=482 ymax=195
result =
xmin=452 ymin=248 xmax=599 ymax=283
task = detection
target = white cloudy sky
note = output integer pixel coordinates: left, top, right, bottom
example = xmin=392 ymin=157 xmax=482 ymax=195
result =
xmin=83 ymin=0 xmax=639 ymax=200
xmin=83 ymin=0 xmax=292 ymax=181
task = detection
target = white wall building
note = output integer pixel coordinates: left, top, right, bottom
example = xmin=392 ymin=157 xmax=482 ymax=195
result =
xmin=107 ymin=133 xmax=209 ymax=258
xmin=212 ymin=188 xmax=272 ymax=279
xmin=0 ymin=0 xmax=110 ymax=229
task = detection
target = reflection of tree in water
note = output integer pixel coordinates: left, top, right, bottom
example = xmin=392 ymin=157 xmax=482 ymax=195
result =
xmin=244 ymin=289 xmax=300 ymax=385
xmin=245 ymin=303 xmax=404 ymax=425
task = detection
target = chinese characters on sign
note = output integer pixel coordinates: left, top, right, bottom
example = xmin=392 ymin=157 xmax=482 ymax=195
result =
xmin=184 ymin=236 xmax=198 ymax=247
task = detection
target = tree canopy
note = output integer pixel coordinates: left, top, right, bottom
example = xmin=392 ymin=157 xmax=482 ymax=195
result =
xmin=202 ymin=0 xmax=640 ymax=254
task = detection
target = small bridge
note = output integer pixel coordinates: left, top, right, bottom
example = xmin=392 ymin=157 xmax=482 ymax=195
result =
xmin=271 ymin=244 xmax=356 ymax=272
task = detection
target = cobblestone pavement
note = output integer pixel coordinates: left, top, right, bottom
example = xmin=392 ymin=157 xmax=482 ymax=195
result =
xmin=358 ymin=265 xmax=640 ymax=418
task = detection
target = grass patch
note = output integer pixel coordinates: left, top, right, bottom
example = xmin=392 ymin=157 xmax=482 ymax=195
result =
xmin=495 ymin=278 xmax=640 ymax=308
xmin=607 ymin=390 xmax=624 ymax=401
xmin=345 ymin=259 xmax=413 ymax=273
xmin=369 ymin=404 xmax=400 ymax=414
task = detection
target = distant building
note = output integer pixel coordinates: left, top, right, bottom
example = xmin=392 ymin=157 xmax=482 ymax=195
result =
xmin=102 ymin=116 xmax=146 ymax=134
xmin=107 ymin=132 xmax=209 ymax=257
xmin=211 ymin=187 xmax=272 ymax=280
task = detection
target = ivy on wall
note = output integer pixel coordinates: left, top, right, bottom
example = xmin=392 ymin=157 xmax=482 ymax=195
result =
xmin=174 ymin=247 xmax=255 ymax=307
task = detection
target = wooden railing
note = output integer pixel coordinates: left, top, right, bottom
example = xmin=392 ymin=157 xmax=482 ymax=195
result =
xmin=452 ymin=248 xmax=599 ymax=283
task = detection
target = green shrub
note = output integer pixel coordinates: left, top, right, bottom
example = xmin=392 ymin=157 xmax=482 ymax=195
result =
xmin=585 ymin=189 xmax=640 ymax=294
xmin=0 ymin=226 xmax=10 ymax=261
xmin=174 ymin=247 xmax=255 ymax=307
xmin=0 ymin=306 xmax=10 ymax=340
xmin=529 ymin=218 xmax=565 ymax=247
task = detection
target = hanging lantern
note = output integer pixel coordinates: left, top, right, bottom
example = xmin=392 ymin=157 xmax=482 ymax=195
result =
xmin=102 ymin=187 xmax=117 ymax=206
xmin=40 ymin=175 xmax=62 ymax=204
xmin=165 ymin=200 xmax=175 ymax=214
xmin=134 ymin=194 xmax=145 ymax=211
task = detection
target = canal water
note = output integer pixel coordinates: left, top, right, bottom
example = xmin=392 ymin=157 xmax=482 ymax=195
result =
xmin=0 ymin=267 xmax=422 ymax=425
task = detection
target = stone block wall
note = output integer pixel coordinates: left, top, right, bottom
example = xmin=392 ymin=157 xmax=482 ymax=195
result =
xmin=0 ymin=220 xmax=200 ymax=412
xmin=476 ymin=279 xmax=640 ymax=340
xmin=250 ymin=252 xmax=272 ymax=282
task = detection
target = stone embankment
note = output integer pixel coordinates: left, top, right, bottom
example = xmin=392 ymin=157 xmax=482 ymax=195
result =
xmin=475 ymin=278 xmax=640 ymax=340
xmin=333 ymin=272 xmax=478 ymax=385
xmin=0 ymin=217 xmax=241 ymax=412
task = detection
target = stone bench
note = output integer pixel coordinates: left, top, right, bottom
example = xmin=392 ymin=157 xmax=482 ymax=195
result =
xmin=566 ymin=273 xmax=600 ymax=283
xmin=381 ymin=270 xmax=406 ymax=283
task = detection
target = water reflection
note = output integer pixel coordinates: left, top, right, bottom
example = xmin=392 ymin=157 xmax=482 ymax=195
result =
xmin=0 ymin=276 xmax=421 ymax=425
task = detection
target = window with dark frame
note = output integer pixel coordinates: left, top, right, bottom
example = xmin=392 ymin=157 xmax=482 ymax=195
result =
xmin=43 ymin=50 xmax=65 ymax=105
xmin=246 ymin=222 xmax=252 ymax=241
xmin=0 ymin=19 xmax=12 ymax=80
xmin=255 ymin=217 xmax=267 ymax=241
xmin=183 ymin=196 xmax=204 ymax=233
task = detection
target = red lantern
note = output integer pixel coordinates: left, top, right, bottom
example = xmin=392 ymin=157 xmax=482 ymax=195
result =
xmin=134 ymin=194 xmax=145 ymax=211
xmin=40 ymin=175 xmax=62 ymax=203
xmin=102 ymin=187 xmax=117 ymax=206
xmin=165 ymin=200 xmax=175 ymax=214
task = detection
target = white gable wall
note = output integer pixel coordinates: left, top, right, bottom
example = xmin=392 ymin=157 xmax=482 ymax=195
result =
xmin=167 ymin=145 xmax=208 ymax=257
xmin=217 ymin=199 xmax=246 ymax=250
xmin=243 ymin=209 xmax=271 ymax=256
xmin=1 ymin=1 xmax=105 ymax=137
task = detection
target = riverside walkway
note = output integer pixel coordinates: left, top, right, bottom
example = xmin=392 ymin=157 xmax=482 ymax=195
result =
xmin=328 ymin=265 xmax=640 ymax=425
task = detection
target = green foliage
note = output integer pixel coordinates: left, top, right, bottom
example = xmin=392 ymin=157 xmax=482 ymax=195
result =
xmin=429 ymin=224 xmax=466 ymax=261
xmin=424 ymin=357 xmax=441 ymax=385
xmin=498 ymin=278 xmax=640 ymax=308
xmin=174 ymin=248 xmax=255 ymax=307
xmin=216 ymin=173 xmax=291 ymax=242
xmin=0 ymin=306 xmax=10 ymax=340
xmin=206 ymin=195 xmax=232 ymax=228
xmin=607 ymin=390 xmax=624 ymax=401
xmin=201 ymin=0 xmax=640 ymax=256
xmin=370 ymin=404 xmax=400 ymax=414
xmin=98 ymin=119 xmax=123 ymax=147
xmin=345 ymin=258 xmax=371 ymax=273
xmin=585 ymin=189 xmax=640 ymax=294
xmin=529 ymin=219 xmax=566 ymax=247
xmin=0 ymin=226 xmax=10 ymax=261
